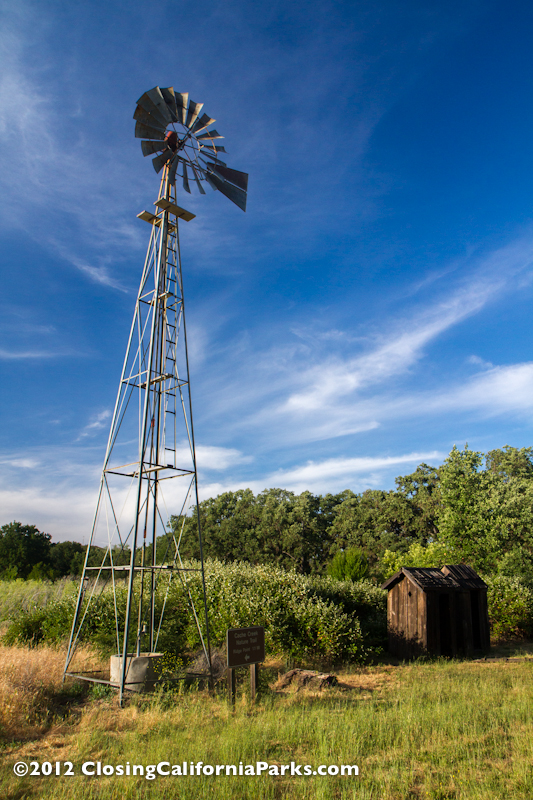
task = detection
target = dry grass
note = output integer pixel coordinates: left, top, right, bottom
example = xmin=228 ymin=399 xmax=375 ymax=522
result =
xmin=0 ymin=644 xmax=105 ymax=742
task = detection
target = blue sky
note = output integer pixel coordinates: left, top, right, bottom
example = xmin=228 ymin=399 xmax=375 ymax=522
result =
xmin=2 ymin=0 xmax=533 ymax=541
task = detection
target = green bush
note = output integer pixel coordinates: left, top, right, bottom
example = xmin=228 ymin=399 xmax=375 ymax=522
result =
xmin=327 ymin=547 xmax=369 ymax=582
xmin=380 ymin=540 xmax=460 ymax=578
xmin=2 ymin=607 xmax=49 ymax=646
xmin=485 ymin=575 xmax=533 ymax=640
xmin=2 ymin=560 xmax=387 ymax=664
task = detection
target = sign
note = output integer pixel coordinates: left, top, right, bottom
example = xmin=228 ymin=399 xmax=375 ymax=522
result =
xmin=226 ymin=626 xmax=265 ymax=668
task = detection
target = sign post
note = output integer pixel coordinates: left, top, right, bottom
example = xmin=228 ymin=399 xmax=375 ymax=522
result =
xmin=226 ymin=626 xmax=265 ymax=704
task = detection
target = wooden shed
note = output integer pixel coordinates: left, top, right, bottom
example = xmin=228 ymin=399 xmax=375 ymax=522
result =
xmin=381 ymin=564 xmax=490 ymax=659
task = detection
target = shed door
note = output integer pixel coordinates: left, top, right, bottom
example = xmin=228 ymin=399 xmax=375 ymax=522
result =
xmin=470 ymin=590 xmax=482 ymax=650
xmin=438 ymin=593 xmax=452 ymax=656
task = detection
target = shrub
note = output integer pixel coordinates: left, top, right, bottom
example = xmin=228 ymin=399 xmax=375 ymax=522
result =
xmin=380 ymin=540 xmax=460 ymax=578
xmin=484 ymin=575 xmax=533 ymax=640
xmin=327 ymin=548 xmax=369 ymax=582
xmin=2 ymin=561 xmax=388 ymax=664
xmin=2 ymin=608 xmax=49 ymax=646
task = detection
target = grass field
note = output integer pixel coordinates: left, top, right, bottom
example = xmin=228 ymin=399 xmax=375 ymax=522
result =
xmin=1 ymin=643 xmax=533 ymax=799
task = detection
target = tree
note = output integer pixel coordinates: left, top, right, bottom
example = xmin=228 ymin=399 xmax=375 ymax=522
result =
xmin=0 ymin=522 xmax=52 ymax=579
xmin=485 ymin=445 xmax=533 ymax=481
xmin=170 ymin=488 xmax=261 ymax=562
xmin=327 ymin=547 xmax=369 ymax=581
xmin=438 ymin=445 xmax=533 ymax=575
xmin=168 ymin=488 xmax=348 ymax=574
xmin=394 ymin=463 xmax=440 ymax=541
xmin=49 ymin=541 xmax=85 ymax=577
xmin=328 ymin=488 xmax=429 ymax=574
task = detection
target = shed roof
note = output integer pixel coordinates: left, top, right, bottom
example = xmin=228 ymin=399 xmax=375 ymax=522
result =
xmin=382 ymin=567 xmax=458 ymax=592
xmin=381 ymin=564 xmax=486 ymax=593
xmin=441 ymin=564 xmax=487 ymax=589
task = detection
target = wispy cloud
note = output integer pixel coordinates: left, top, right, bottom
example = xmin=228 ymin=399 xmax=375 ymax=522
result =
xmin=77 ymin=410 xmax=112 ymax=440
xmin=0 ymin=348 xmax=66 ymax=359
xmin=0 ymin=3 xmax=144 ymax=290
xmin=198 ymin=234 xmax=533 ymax=445
xmin=0 ymin=443 xmax=445 ymax=540
xmin=0 ymin=440 xmax=254 ymax=539
xmin=423 ymin=363 xmax=533 ymax=418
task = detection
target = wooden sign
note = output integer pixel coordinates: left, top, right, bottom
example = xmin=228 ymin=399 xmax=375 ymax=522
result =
xmin=226 ymin=626 xmax=265 ymax=668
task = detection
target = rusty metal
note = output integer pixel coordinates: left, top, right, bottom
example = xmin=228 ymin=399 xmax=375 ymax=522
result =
xmin=64 ymin=167 xmax=207 ymax=705
xmin=134 ymin=105 xmax=166 ymax=130
xmin=64 ymin=86 xmax=250 ymax=705
xmin=196 ymin=129 xmax=223 ymax=140
xmin=174 ymin=92 xmax=189 ymax=124
xmin=136 ymin=92 xmax=168 ymax=128
xmin=191 ymin=113 xmax=216 ymax=134
xmin=182 ymin=162 xmax=191 ymax=193
xmin=205 ymin=169 xmax=247 ymax=211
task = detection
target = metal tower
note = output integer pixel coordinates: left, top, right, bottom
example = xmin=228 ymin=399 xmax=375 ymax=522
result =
xmin=64 ymin=86 xmax=248 ymax=703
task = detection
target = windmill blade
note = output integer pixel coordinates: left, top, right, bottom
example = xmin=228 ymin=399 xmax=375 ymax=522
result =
xmin=206 ymin=169 xmax=247 ymax=211
xmin=199 ymin=144 xmax=226 ymax=154
xmin=174 ymin=92 xmax=188 ymax=125
xmin=211 ymin=164 xmax=248 ymax=192
xmin=198 ymin=154 xmax=227 ymax=167
xmin=136 ymin=91 xmax=169 ymax=129
xmin=168 ymin=154 xmax=180 ymax=185
xmin=152 ymin=148 xmax=174 ymax=174
xmin=196 ymin=130 xmax=224 ymax=140
xmin=190 ymin=164 xmax=206 ymax=195
xmin=182 ymin=162 xmax=191 ymax=193
xmin=185 ymin=100 xmax=203 ymax=129
xmin=135 ymin=121 xmax=166 ymax=140
xmin=190 ymin=113 xmax=215 ymax=135
xmin=145 ymin=87 xmax=173 ymax=125
xmin=141 ymin=140 xmax=167 ymax=157
xmin=160 ymin=87 xmax=178 ymax=122
xmin=134 ymin=105 xmax=166 ymax=131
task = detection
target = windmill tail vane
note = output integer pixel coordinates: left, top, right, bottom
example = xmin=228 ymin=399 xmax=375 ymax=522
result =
xmin=134 ymin=86 xmax=248 ymax=211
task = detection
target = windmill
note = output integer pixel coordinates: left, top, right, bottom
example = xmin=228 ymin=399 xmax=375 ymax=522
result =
xmin=63 ymin=87 xmax=248 ymax=704
xmin=135 ymin=86 xmax=248 ymax=210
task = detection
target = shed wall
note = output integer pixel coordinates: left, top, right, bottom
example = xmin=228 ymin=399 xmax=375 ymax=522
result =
xmin=387 ymin=579 xmax=427 ymax=658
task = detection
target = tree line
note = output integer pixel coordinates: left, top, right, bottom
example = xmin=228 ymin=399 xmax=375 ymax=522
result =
xmin=168 ymin=444 xmax=533 ymax=581
xmin=2 ymin=444 xmax=533 ymax=582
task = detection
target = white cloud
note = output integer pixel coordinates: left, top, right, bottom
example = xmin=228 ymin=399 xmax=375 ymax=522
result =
xmin=194 ymin=445 xmax=252 ymax=470
xmin=196 ymin=450 xmax=443 ymax=499
xmin=0 ymin=6 xmax=144 ymax=290
xmin=77 ymin=410 xmax=112 ymax=440
xmin=0 ymin=348 xmax=65 ymax=359
xmin=0 ymin=440 xmax=253 ymax=540
xmin=426 ymin=363 xmax=533 ymax=417
xmin=209 ymin=235 xmax=533 ymax=445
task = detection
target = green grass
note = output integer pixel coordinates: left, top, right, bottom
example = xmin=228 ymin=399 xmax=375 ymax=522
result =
xmin=1 ymin=655 xmax=532 ymax=799
xmin=0 ymin=578 xmax=76 ymax=624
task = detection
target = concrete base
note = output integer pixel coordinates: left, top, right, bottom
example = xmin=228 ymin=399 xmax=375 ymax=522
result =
xmin=110 ymin=652 xmax=163 ymax=693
